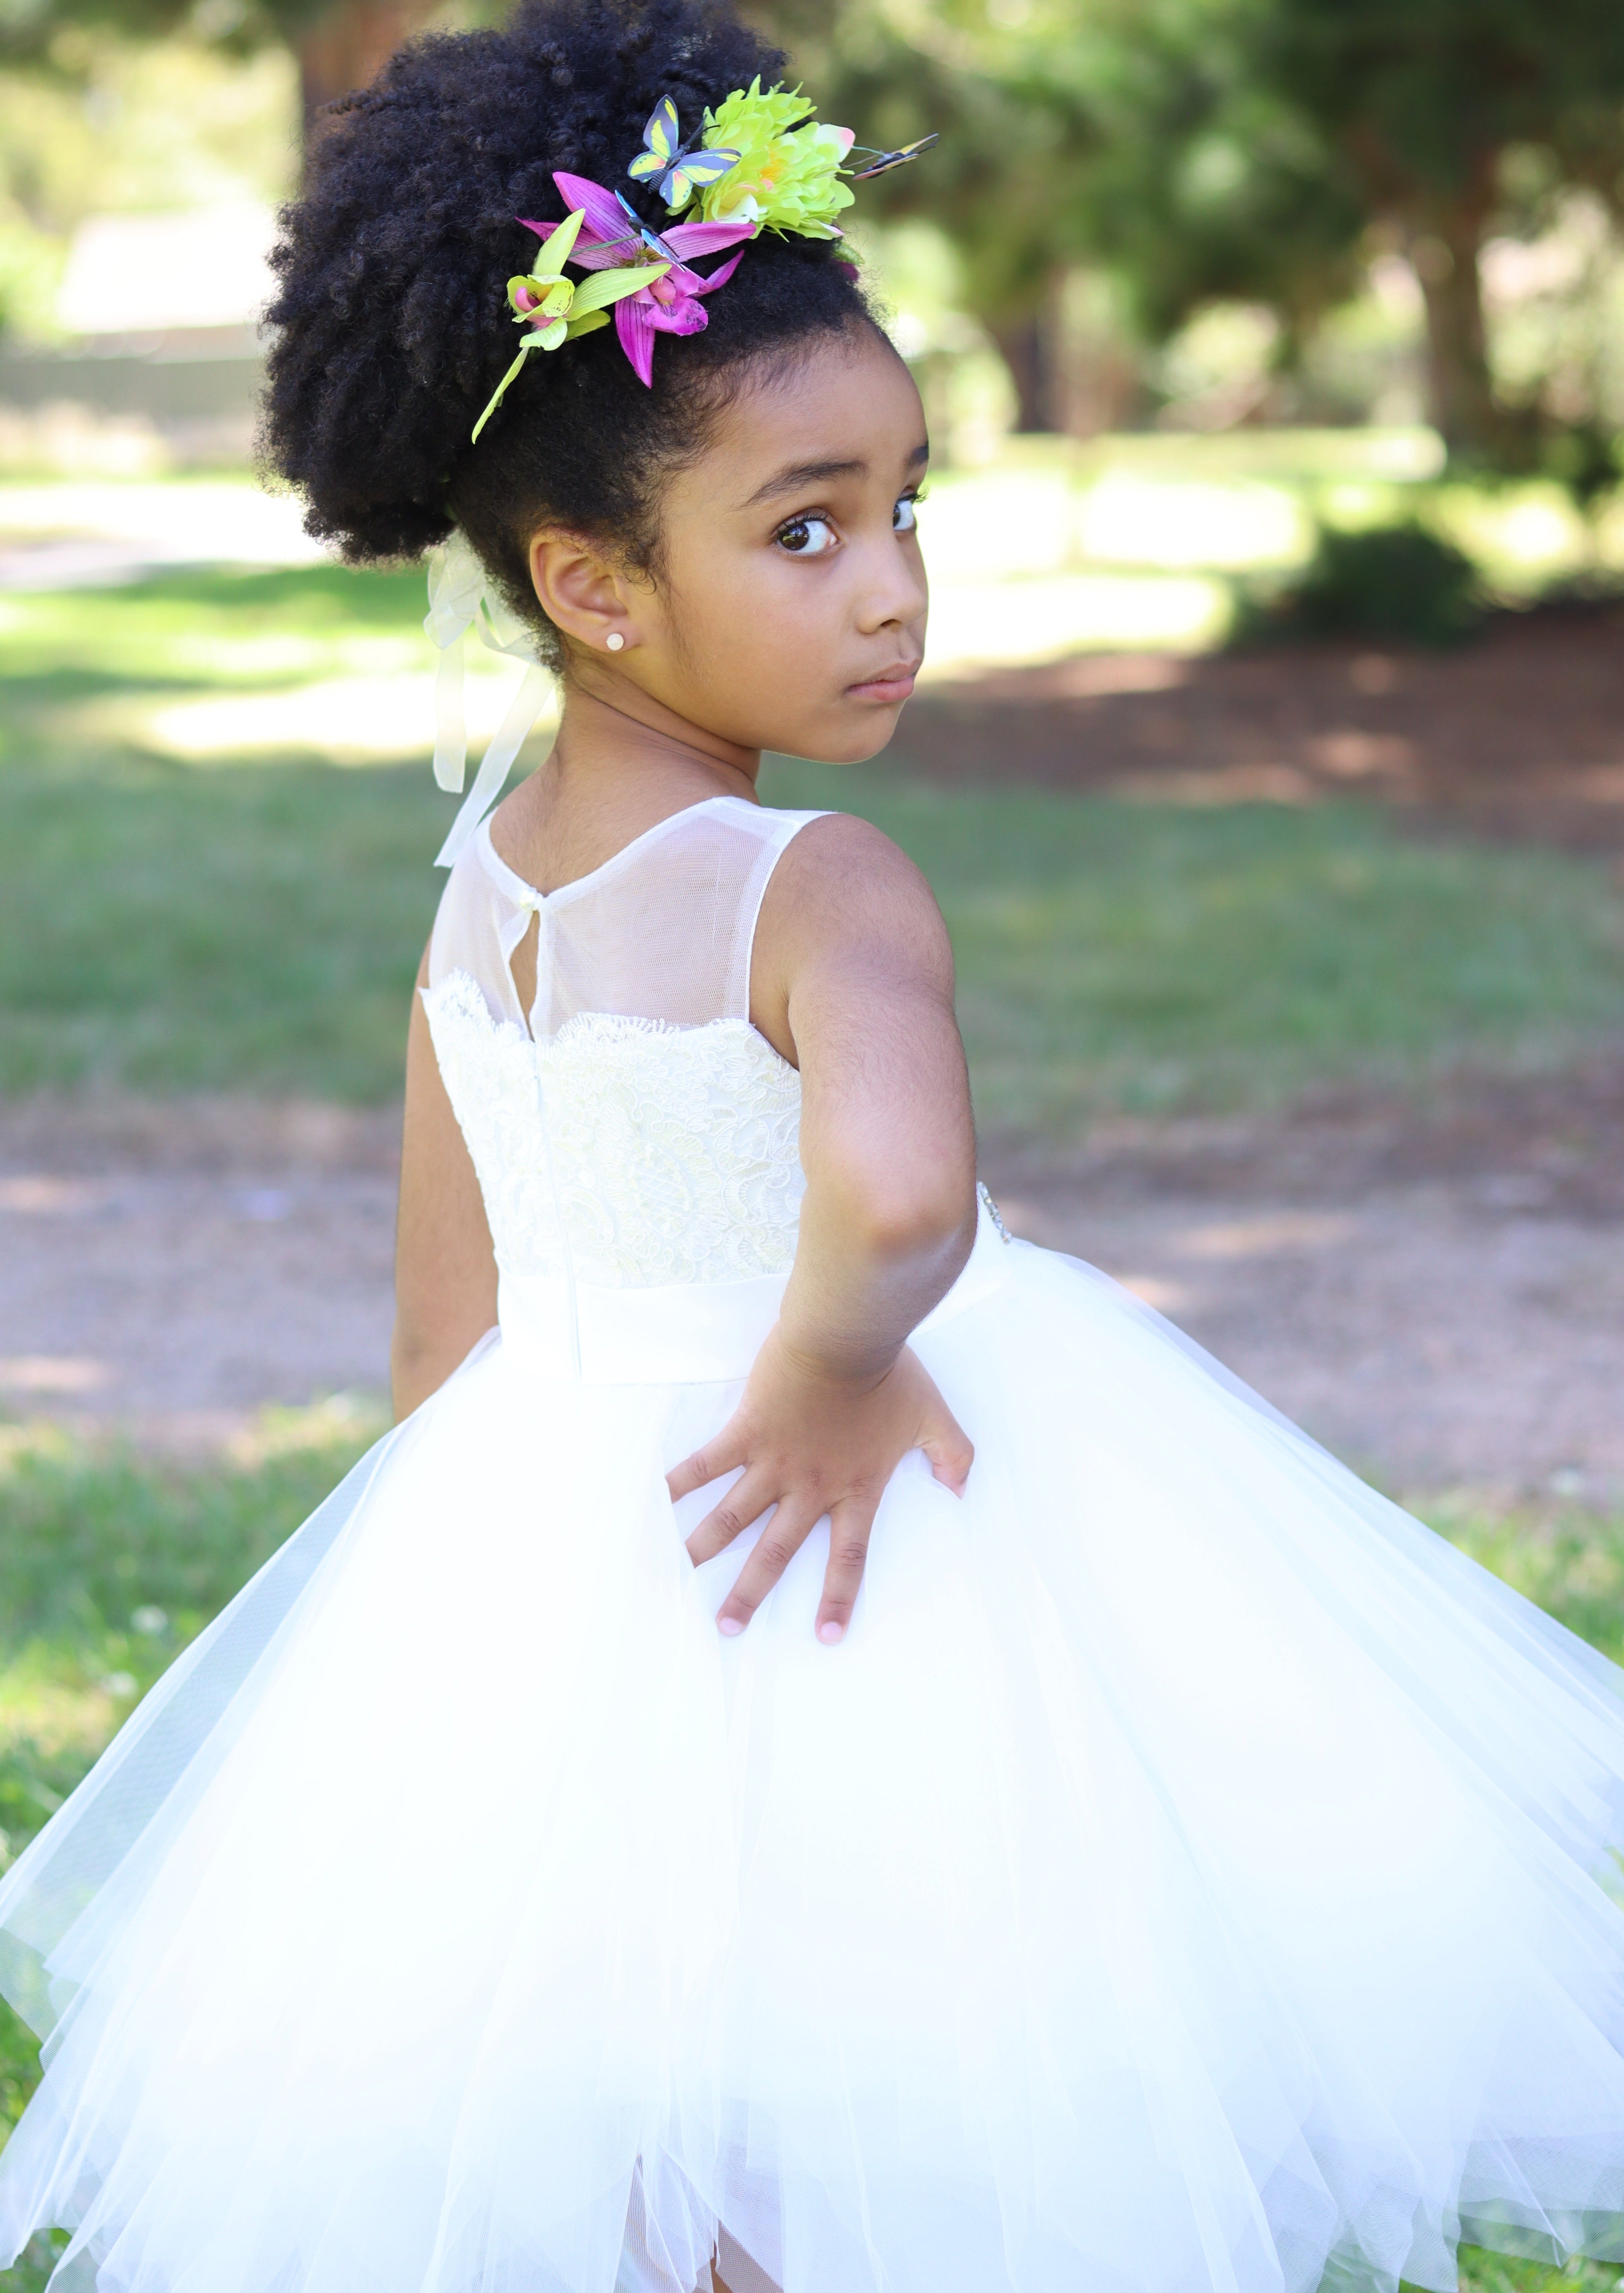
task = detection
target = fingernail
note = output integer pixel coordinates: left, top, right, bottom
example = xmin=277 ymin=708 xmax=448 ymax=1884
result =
xmin=817 ymin=1620 xmax=843 ymax=1645
xmin=718 ymin=1615 xmax=744 ymax=1637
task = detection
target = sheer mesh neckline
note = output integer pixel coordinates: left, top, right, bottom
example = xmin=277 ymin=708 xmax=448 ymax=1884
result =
xmin=477 ymin=792 xmax=759 ymax=910
xmin=429 ymin=792 xmax=828 ymax=1048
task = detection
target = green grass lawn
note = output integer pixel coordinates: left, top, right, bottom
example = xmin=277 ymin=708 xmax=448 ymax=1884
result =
xmin=0 ymin=568 xmax=448 ymax=1100
xmin=768 ymin=764 xmax=1624 ymax=1131
xmin=2 ymin=568 xmax=1621 ymax=1124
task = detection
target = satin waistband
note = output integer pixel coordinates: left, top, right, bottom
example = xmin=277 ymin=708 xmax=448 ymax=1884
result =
xmin=497 ymin=1192 xmax=1013 ymax=1386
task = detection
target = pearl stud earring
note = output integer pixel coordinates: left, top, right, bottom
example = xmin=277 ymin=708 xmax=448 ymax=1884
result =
xmin=606 ymin=632 xmax=625 ymax=652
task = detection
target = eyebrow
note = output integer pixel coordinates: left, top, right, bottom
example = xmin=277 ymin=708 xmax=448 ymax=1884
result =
xmin=740 ymin=440 xmax=929 ymax=511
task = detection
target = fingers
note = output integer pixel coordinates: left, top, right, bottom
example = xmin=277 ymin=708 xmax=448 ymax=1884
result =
xmin=685 ymin=1467 xmax=777 ymax=1566
xmin=918 ymin=1397 xmax=975 ymax=1496
xmin=666 ymin=1425 xmax=746 ymax=1506
xmin=715 ymin=1500 xmax=823 ymax=1639
xmin=815 ymin=1496 xmax=878 ymax=1646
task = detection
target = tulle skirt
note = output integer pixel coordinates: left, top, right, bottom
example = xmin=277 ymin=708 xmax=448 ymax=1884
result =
xmin=5 ymin=1230 xmax=1624 ymax=2293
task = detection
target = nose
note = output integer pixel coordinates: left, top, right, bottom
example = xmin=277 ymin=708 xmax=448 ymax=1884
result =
xmin=854 ymin=526 xmax=928 ymax=639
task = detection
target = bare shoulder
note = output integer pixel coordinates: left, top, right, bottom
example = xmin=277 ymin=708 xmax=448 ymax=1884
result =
xmin=761 ymin=811 xmax=951 ymax=982
xmin=748 ymin=810 xmax=953 ymax=1060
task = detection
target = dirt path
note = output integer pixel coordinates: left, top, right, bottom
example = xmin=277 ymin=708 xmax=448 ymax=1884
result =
xmin=894 ymin=603 xmax=1624 ymax=851
xmin=0 ymin=1100 xmax=401 ymax=1454
xmin=980 ymin=1055 xmax=1624 ymax=1498
xmin=3 ymin=1072 xmax=1619 ymax=1501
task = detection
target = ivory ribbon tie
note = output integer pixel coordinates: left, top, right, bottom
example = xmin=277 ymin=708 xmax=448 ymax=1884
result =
xmin=424 ymin=532 xmax=552 ymax=869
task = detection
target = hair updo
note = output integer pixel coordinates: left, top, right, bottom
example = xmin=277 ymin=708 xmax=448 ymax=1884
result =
xmin=260 ymin=0 xmax=877 ymax=666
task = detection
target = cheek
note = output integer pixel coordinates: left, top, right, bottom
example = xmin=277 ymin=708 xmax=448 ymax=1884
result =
xmin=672 ymin=554 xmax=842 ymax=679
xmin=731 ymin=578 xmax=847 ymax=700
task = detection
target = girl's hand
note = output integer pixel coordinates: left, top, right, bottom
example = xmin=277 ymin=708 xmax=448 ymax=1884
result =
xmin=668 ymin=1327 xmax=974 ymax=1643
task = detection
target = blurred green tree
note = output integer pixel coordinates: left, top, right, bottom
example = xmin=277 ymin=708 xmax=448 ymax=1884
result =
xmin=757 ymin=0 xmax=1624 ymax=452
xmin=748 ymin=0 xmax=1368 ymax=429
xmin=5 ymin=0 xmax=1623 ymax=450
xmin=0 ymin=0 xmax=433 ymax=143
xmin=1256 ymin=0 xmax=1624 ymax=455
xmin=741 ymin=0 xmax=1092 ymax=427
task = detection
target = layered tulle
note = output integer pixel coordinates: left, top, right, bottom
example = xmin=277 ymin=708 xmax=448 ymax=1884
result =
xmin=6 ymin=1244 xmax=1624 ymax=2293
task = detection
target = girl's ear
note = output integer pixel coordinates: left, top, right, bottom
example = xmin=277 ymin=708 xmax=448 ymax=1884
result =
xmin=529 ymin=529 xmax=639 ymax=654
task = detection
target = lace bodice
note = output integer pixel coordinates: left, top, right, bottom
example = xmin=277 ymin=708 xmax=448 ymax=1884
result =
xmin=422 ymin=797 xmax=825 ymax=1290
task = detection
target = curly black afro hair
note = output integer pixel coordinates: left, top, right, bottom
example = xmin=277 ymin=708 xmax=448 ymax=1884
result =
xmin=260 ymin=0 xmax=877 ymax=666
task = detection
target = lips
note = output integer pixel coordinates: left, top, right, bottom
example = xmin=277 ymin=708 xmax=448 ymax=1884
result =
xmin=848 ymin=662 xmax=920 ymax=702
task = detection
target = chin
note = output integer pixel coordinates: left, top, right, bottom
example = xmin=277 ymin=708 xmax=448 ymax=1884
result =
xmin=799 ymin=705 xmax=909 ymax=768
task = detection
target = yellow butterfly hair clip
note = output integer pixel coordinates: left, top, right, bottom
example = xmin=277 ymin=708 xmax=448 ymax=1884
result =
xmin=627 ymin=97 xmax=740 ymax=212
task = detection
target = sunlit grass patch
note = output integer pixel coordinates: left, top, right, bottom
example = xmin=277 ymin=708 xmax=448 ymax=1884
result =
xmin=922 ymin=568 xmax=1230 ymax=669
xmin=919 ymin=430 xmax=1624 ymax=614
xmin=0 ymin=2227 xmax=67 ymax=2290
xmin=119 ymin=666 xmax=557 ymax=765
xmin=0 ymin=565 xmax=550 ymax=767
xmin=0 ymin=566 xmax=429 ymax=707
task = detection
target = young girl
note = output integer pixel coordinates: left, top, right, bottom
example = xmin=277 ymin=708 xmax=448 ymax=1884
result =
xmin=5 ymin=4 xmax=1624 ymax=2289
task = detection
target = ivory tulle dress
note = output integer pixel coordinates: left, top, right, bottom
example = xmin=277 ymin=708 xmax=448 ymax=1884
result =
xmin=6 ymin=793 xmax=1624 ymax=2293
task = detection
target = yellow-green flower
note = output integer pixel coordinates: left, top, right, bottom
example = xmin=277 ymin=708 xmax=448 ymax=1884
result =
xmin=691 ymin=80 xmax=855 ymax=239
xmin=506 ymin=268 xmax=576 ymax=353
xmin=470 ymin=209 xmax=658 ymax=441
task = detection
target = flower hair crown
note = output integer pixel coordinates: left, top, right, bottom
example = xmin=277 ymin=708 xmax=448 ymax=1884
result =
xmin=471 ymin=79 xmax=935 ymax=436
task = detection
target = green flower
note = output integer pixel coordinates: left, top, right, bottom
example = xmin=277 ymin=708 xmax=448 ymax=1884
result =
xmin=470 ymin=212 xmax=658 ymax=443
xmin=691 ymin=79 xmax=856 ymax=239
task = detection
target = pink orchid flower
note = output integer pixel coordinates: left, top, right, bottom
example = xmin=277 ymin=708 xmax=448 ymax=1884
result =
xmin=521 ymin=170 xmax=755 ymax=386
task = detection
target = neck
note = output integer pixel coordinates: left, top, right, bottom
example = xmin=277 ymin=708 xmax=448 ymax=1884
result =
xmin=548 ymin=671 xmax=760 ymax=807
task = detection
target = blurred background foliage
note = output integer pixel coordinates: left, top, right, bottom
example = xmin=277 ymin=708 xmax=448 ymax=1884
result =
xmin=0 ymin=0 xmax=1623 ymax=483
xmin=783 ymin=0 xmax=1624 ymax=473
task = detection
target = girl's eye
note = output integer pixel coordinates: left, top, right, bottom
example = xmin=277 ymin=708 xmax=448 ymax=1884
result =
xmin=893 ymin=494 xmax=921 ymax=534
xmin=775 ymin=514 xmax=838 ymax=556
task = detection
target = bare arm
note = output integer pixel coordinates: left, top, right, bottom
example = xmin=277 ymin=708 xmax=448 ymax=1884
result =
xmin=767 ymin=813 xmax=976 ymax=1373
xmin=668 ymin=815 xmax=980 ymax=1641
xmin=391 ymin=942 xmax=499 ymax=1419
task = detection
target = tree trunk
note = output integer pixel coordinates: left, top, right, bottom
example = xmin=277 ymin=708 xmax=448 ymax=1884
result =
xmin=298 ymin=0 xmax=437 ymax=147
xmin=1410 ymin=209 xmax=1499 ymax=458
xmin=988 ymin=312 xmax=1059 ymax=434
